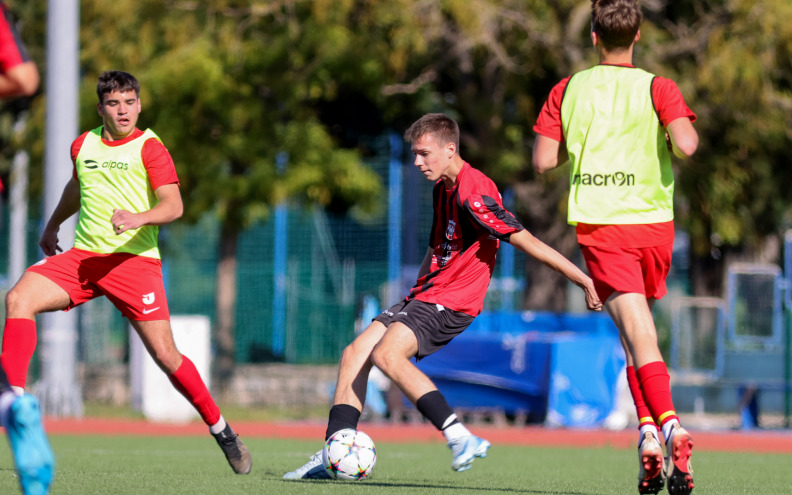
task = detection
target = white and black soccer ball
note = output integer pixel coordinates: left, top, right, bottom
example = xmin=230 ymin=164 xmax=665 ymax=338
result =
xmin=322 ymin=428 xmax=377 ymax=480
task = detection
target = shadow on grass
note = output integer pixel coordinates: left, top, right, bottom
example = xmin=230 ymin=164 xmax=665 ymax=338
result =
xmin=285 ymin=479 xmax=590 ymax=494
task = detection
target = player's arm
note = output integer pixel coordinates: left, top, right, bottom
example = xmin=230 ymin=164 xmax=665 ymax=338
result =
xmin=40 ymin=178 xmax=81 ymax=256
xmin=666 ymin=117 xmax=698 ymax=159
xmin=506 ymin=229 xmax=602 ymax=311
xmin=416 ymin=246 xmax=434 ymax=279
xmin=0 ymin=60 xmax=38 ymax=98
xmin=111 ymin=183 xmax=183 ymax=235
xmin=532 ymin=134 xmax=562 ymax=174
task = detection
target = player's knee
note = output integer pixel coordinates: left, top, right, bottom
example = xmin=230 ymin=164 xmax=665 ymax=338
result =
xmin=339 ymin=342 xmax=358 ymax=366
xmin=369 ymin=344 xmax=395 ymax=374
xmin=5 ymin=286 xmax=31 ymax=316
xmin=341 ymin=337 xmax=375 ymax=365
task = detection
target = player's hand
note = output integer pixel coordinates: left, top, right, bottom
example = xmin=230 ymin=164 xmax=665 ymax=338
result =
xmin=39 ymin=226 xmax=62 ymax=257
xmin=111 ymin=209 xmax=143 ymax=235
xmin=581 ymin=277 xmax=602 ymax=311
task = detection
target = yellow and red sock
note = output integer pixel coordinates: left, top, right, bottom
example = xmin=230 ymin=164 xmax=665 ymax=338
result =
xmin=636 ymin=361 xmax=679 ymax=428
xmin=626 ymin=365 xmax=656 ymax=429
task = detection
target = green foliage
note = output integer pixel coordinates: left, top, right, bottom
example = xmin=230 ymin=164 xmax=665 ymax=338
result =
xmin=6 ymin=0 xmax=792 ymax=295
xmin=672 ymin=0 xmax=792 ymax=256
xmin=17 ymin=0 xmax=384 ymax=231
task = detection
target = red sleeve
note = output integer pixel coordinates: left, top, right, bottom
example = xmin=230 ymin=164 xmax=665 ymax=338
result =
xmin=141 ymin=138 xmax=180 ymax=190
xmin=70 ymin=131 xmax=90 ymax=181
xmin=0 ymin=4 xmax=30 ymax=72
xmin=532 ymin=77 xmax=571 ymax=142
xmin=652 ymin=77 xmax=696 ymax=126
xmin=460 ymin=168 xmax=524 ymax=239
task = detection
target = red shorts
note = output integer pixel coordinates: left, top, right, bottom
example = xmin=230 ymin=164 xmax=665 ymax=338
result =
xmin=580 ymin=242 xmax=673 ymax=303
xmin=27 ymin=248 xmax=170 ymax=321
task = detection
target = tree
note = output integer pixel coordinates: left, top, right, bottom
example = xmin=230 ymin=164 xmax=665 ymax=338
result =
xmin=12 ymin=1 xmax=792 ymax=366
xmin=21 ymin=0 xmax=383 ymax=389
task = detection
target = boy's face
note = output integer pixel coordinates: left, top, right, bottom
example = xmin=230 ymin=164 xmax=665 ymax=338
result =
xmin=411 ymin=133 xmax=455 ymax=182
xmin=97 ymin=89 xmax=141 ymax=140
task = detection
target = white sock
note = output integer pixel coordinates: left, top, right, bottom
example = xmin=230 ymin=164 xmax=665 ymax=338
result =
xmin=442 ymin=422 xmax=471 ymax=442
xmin=209 ymin=415 xmax=227 ymax=435
xmin=0 ymin=391 xmax=16 ymax=427
xmin=10 ymin=386 xmax=24 ymax=396
xmin=662 ymin=419 xmax=679 ymax=446
xmin=639 ymin=424 xmax=660 ymax=446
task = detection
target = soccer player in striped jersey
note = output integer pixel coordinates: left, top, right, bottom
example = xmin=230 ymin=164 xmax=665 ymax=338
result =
xmin=284 ymin=113 xmax=602 ymax=479
xmin=532 ymin=1 xmax=699 ymax=493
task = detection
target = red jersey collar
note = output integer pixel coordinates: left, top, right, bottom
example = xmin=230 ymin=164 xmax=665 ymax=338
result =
xmin=100 ymin=127 xmax=144 ymax=147
xmin=598 ymin=62 xmax=636 ymax=68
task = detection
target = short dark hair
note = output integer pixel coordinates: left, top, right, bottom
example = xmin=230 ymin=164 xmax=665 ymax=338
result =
xmin=403 ymin=113 xmax=460 ymax=149
xmin=591 ymin=0 xmax=642 ymax=50
xmin=96 ymin=71 xmax=140 ymax=103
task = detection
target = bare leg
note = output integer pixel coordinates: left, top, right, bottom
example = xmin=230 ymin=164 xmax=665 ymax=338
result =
xmin=128 ymin=319 xmax=183 ymax=373
xmin=332 ymin=320 xmax=388 ymax=409
xmin=369 ymin=322 xmax=435 ymax=402
xmin=606 ymin=292 xmax=663 ymax=368
xmin=5 ymin=271 xmax=71 ymax=319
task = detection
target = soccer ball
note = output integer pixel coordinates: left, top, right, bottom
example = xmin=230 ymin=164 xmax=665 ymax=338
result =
xmin=322 ymin=428 xmax=377 ymax=480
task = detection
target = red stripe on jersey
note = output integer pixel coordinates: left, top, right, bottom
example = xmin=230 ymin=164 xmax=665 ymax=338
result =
xmin=408 ymin=163 xmax=523 ymax=316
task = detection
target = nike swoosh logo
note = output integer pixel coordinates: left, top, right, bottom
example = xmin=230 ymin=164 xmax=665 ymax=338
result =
xmin=142 ymin=307 xmax=160 ymax=315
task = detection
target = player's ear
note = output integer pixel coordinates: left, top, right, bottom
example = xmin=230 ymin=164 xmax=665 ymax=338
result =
xmin=96 ymin=101 xmax=104 ymax=116
xmin=634 ymin=29 xmax=641 ymax=43
xmin=447 ymin=142 xmax=456 ymax=158
xmin=591 ymin=30 xmax=598 ymax=47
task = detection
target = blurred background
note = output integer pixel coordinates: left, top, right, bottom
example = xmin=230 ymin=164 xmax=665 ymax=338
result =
xmin=1 ymin=0 xmax=791 ymax=430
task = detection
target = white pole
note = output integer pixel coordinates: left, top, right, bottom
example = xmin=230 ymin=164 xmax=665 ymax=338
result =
xmin=36 ymin=0 xmax=82 ymax=417
xmin=8 ymin=146 xmax=28 ymax=284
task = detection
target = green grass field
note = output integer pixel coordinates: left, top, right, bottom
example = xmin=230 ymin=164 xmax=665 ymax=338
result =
xmin=1 ymin=435 xmax=791 ymax=494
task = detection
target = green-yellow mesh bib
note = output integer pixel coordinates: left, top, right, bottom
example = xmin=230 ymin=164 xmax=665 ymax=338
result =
xmin=561 ymin=65 xmax=674 ymax=225
xmin=73 ymin=127 xmax=161 ymax=258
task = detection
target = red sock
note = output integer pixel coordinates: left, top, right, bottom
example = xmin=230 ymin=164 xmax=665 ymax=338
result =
xmin=636 ymin=361 xmax=679 ymax=427
xmin=626 ymin=365 xmax=656 ymax=429
xmin=1 ymin=318 xmax=38 ymax=388
xmin=167 ymin=355 xmax=221 ymax=426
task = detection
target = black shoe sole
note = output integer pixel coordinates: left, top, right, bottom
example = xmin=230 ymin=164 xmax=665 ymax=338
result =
xmin=667 ymin=466 xmax=694 ymax=495
xmin=638 ymin=475 xmax=665 ymax=495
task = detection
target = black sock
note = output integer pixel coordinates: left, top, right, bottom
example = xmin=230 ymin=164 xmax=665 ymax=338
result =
xmin=325 ymin=404 xmax=361 ymax=440
xmin=416 ymin=390 xmax=459 ymax=431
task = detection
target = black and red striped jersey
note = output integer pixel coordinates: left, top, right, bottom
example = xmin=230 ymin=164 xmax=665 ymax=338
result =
xmin=407 ymin=162 xmax=523 ymax=316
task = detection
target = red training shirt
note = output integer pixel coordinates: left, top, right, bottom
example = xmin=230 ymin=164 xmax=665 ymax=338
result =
xmin=407 ymin=162 xmax=524 ymax=316
xmin=533 ymin=63 xmax=696 ymax=248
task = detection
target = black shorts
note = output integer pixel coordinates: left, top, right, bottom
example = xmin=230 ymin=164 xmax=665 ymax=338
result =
xmin=373 ymin=299 xmax=475 ymax=360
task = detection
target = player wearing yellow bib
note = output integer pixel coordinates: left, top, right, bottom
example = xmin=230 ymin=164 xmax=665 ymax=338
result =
xmin=532 ymin=1 xmax=698 ymax=494
xmin=1 ymin=71 xmax=252 ymax=475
